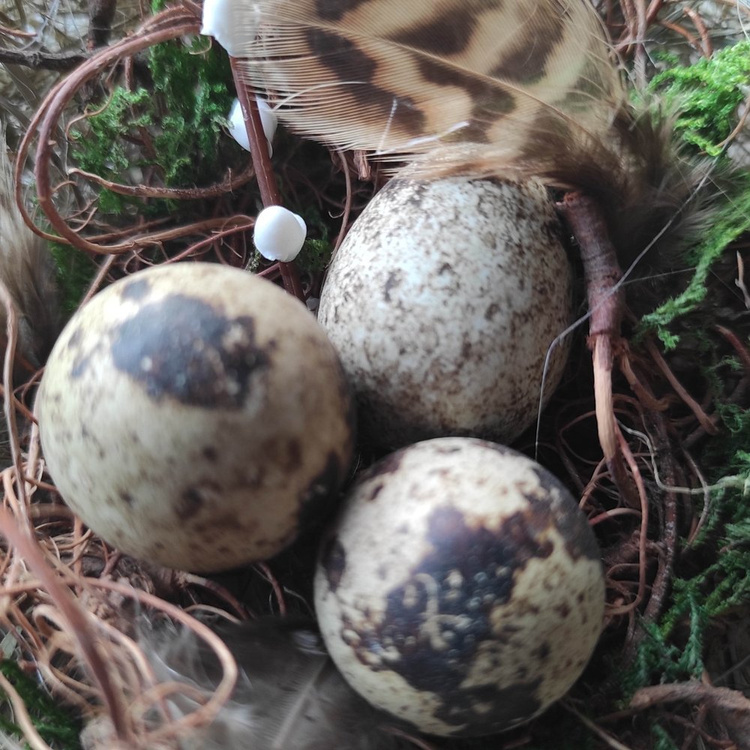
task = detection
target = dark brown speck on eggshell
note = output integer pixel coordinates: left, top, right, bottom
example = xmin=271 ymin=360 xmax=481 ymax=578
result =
xmin=110 ymin=294 xmax=269 ymax=409
xmin=315 ymin=438 xmax=605 ymax=737
xmin=36 ymin=263 xmax=355 ymax=573
xmin=318 ymin=177 xmax=573 ymax=450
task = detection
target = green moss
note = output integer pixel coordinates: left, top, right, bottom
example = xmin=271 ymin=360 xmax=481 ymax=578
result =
xmin=48 ymin=242 xmax=97 ymax=316
xmin=62 ymin=16 xmax=243 ymax=297
xmin=624 ymin=398 xmax=750 ymax=694
xmin=625 ymin=42 xmax=750 ymax=689
xmin=636 ymin=41 xmax=750 ymax=347
xmin=648 ymin=41 xmax=750 ymax=156
xmin=637 ymin=174 xmax=750 ymax=348
xmin=70 ymin=88 xmax=152 ymax=215
xmin=147 ymin=35 xmax=237 ymax=187
xmin=296 ymin=206 xmax=335 ymax=275
xmin=0 ymin=660 xmax=81 ymax=749
xmin=650 ymin=723 xmax=680 ymax=750
xmin=70 ymin=29 xmax=238 ymax=219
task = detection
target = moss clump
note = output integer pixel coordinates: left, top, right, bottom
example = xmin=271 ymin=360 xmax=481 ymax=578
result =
xmin=648 ymin=41 xmax=750 ymax=157
xmin=70 ymin=31 xmax=238 ymax=218
xmin=72 ymin=88 xmax=153 ymax=216
xmin=622 ymin=41 xmax=750 ymax=732
xmin=0 ymin=659 xmax=81 ymax=749
xmin=637 ymin=41 xmax=750 ymax=347
xmin=147 ymin=36 xmax=237 ymax=188
xmin=296 ymin=207 xmax=335 ymax=276
xmin=61 ymin=15 xmax=242 ymax=304
xmin=637 ymin=175 xmax=750 ymax=348
xmin=48 ymin=242 xmax=96 ymax=316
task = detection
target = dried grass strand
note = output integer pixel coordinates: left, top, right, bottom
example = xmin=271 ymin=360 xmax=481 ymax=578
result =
xmin=0 ymin=508 xmax=133 ymax=743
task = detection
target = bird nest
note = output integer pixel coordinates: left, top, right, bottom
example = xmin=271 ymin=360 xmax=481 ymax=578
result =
xmin=0 ymin=1 xmax=749 ymax=748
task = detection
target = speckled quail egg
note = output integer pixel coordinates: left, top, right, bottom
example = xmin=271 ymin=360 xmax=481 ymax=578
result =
xmin=315 ymin=437 xmax=604 ymax=737
xmin=317 ymin=177 xmax=573 ymax=450
xmin=36 ymin=263 xmax=354 ymax=572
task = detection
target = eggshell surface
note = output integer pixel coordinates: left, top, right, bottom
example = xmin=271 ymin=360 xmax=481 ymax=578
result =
xmin=36 ymin=263 xmax=354 ymax=572
xmin=318 ymin=177 xmax=573 ymax=449
xmin=315 ymin=438 xmax=604 ymax=736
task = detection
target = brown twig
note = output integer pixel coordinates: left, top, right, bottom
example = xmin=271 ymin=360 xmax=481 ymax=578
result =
xmin=230 ymin=57 xmax=305 ymax=300
xmin=683 ymin=7 xmax=713 ymax=58
xmin=716 ymin=325 xmax=750 ymax=376
xmin=333 ymin=150 xmax=354 ymax=253
xmin=67 ymin=164 xmax=256 ymax=200
xmin=642 ymin=416 xmax=678 ymax=625
xmin=558 ymin=192 xmax=637 ymax=507
xmin=16 ymin=5 xmax=204 ymax=253
xmin=83 ymin=576 xmax=239 ymax=740
xmin=618 ymin=433 xmax=649 ymax=618
xmin=87 ymin=0 xmax=118 ymax=50
xmin=0 ymin=508 xmax=134 ymax=744
xmin=253 ymin=562 xmax=288 ymax=616
xmin=645 ymin=339 xmax=718 ymax=436
xmin=0 ymin=48 xmax=87 ymax=71
xmin=657 ymin=21 xmax=701 ymax=53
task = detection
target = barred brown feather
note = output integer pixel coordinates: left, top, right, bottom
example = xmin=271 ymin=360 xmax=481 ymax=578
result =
xmin=238 ymin=0 xmax=624 ymax=160
xmin=228 ymin=0 xmax=724 ymax=271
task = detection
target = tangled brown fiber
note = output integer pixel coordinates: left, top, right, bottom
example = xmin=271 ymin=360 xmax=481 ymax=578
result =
xmin=0 ymin=1 xmax=748 ymax=749
xmin=15 ymin=4 xmax=253 ymax=260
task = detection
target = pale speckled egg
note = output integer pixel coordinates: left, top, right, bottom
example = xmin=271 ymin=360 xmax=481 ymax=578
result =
xmin=317 ymin=177 xmax=573 ymax=449
xmin=314 ymin=438 xmax=604 ymax=737
xmin=36 ymin=263 xmax=354 ymax=572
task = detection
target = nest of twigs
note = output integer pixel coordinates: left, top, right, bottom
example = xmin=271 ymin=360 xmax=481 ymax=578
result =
xmin=0 ymin=1 xmax=749 ymax=748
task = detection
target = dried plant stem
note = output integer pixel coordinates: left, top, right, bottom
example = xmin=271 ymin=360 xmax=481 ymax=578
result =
xmin=82 ymin=577 xmax=239 ymax=742
xmin=717 ymin=325 xmax=750 ymax=374
xmin=230 ymin=58 xmax=305 ymax=301
xmin=634 ymin=410 xmax=678 ymax=642
xmin=618 ymin=432 xmax=649 ymax=617
xmin=16 ymin=5 xmax=203 ymax=253
xmin=645 ymin=339 xmax=717 ymax=434
xmin=564 ymin=702 xmax=635 ymax=750
xmin=333 ymin=150 xmax=354 ymax=253
xmin=180 ymin=572 xmax=251 ymax=619
xmin=0 ymin=49 xmax=87 ymax=71
xmin=67 ymin=163 xmax=255 ymax=200
xmin=0 ymin=670 xmax=52 ymax=750
xmin=558 ymin=192 xmax=637 ymax=506
xmin=0 ymin=508 xmax=134 ymax=745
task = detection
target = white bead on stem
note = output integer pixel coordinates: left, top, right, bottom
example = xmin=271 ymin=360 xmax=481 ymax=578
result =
xmin=228 ymin=98 xmax=277 ymax=156
xmin=254 ymin=206 xmax=307 ymax=263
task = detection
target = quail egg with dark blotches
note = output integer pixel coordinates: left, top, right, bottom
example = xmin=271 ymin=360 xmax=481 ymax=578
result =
xmin=317 ymin=177 xmax=573 ymax=449
xmin=36 ymin=263 xmax=355 ymax=572
xmin=314 ymin=437 xmax=604 ymax=737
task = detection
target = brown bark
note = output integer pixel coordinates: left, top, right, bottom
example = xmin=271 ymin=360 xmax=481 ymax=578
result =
xmin=558 ymin=191 xmax=637 ymax=505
